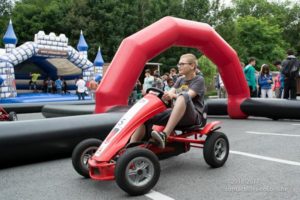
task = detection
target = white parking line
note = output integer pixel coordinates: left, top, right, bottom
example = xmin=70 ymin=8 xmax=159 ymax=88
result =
xmin=145 ymin=190 xmax=175 ymax=200
xmin=246 ymin=131 xmax=300 ymax=137
xmin=291 ymin=124 xmax=300 ymax=126
xmin=230 ymin=150 xmax=300 ymax=166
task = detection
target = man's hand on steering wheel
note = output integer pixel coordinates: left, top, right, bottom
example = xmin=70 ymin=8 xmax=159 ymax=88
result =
xmin=162 ymin=92 xmax=173 ymax=101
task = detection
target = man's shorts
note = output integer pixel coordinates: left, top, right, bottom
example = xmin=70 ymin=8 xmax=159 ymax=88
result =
xmin=144 ymin=92 xmax=202 ymax=138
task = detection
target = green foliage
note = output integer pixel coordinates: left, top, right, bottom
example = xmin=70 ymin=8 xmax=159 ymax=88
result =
xmin=232 ymin=0 xmax=299 ymax=57
xmin=0 ymin=0 xmax=13 ymax=47
xmin=235 ymin=16 xmax=287 ymax=69
xmin=0 ymin=0 xmax=12 ymax=16
xmin=11 ymin=0 xmax=71 ymax=44
xmin=198 ymin=56 xmax=217 ymax=91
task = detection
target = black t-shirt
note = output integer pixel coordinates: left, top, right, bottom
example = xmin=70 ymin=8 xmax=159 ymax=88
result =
xmin=174 ymin=75 xmax=205 ymax=113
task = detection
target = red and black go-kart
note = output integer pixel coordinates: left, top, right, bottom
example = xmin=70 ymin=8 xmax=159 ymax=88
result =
xmin=72 ymin=88 xmax=229 ymax=196
xmin=0 ymin=106 xmax=18 ymax=121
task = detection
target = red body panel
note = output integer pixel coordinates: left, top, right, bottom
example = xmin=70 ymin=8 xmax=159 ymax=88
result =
xmin=200 ymin=121 xmax=221 ymax=135
xmin=89 ymin=93 xmax=166 ymax=180
xmin=92 ymin=94 xmax=166 ymax=162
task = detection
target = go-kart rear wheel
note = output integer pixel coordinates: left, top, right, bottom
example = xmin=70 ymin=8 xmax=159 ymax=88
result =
xmin=203 ymin=131 xmax=229 ymax=168
xmin=115 ymin=147 xmax=160 ymax=196
xmin=8 ymin=112 xmax=18 ymax=121
xmin=72 ymin=138 xmax=102 ymax=178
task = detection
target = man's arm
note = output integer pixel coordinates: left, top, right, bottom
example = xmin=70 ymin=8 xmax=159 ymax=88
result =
xmin=163 ymin=88 xmax=176 ymax=100
xmin=187 ymin=88 xmax=197 ymax=98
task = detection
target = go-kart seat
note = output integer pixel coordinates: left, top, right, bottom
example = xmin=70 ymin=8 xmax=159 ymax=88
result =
xmin=174 ymin=124 xmax=204 ymax=132
xmin=174 ymin=103 xmax=208 ymax=132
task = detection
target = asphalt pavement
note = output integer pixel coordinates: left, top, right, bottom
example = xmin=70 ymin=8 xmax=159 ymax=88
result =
xmin=0 ymin=114 xmax=299 ymax=200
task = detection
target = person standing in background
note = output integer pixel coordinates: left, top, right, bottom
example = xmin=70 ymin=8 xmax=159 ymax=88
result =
xmin=29 ymin=72 xmax=41 ymax=92
xmin=152 ymin=72 xmax=163 ymax=90
xmin=243 ymin=57 xmax=257 ymax=97
xmin=169 ymin=67 xmax=178 ymax=83
xmin=143 ymin=69 xmax=154 ymax=95
xmin=258 ymin=64 xmax=273 ymax=98
xmin=76 ymin=76 xmax=86 ymax=100
xmin=55 ymin=76 xmax=63 ymax=94
xmin=88 ymin=78 xmax=98 ymax=100
xmin=62 ymin=79 xmax=68 ymax=94
xmin=218 ymin=74 xmax=227 ymax=98
xmin=273 ymin=61 xmax=284 ymax=98
xmin=281 ymin=50 xmax=300 ymax=100
xmin=45 ymin=77 xmax=53 ymax=93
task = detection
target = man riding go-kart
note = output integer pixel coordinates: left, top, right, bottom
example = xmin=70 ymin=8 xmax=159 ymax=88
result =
xmin=131 ymin=53 xmax=206 ymax=148
xmin=72 ymin=53 xmax=229 ymax=196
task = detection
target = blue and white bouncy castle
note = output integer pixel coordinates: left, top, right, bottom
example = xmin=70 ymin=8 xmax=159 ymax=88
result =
xmin=0 ymin=20 xmax=103 ymax=99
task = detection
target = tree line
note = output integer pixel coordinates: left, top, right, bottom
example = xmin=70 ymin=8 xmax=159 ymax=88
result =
xmin=0 ymin=0 xmax=299 ymax=72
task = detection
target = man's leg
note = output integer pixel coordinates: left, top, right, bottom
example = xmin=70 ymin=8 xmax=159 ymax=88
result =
xmin=261 ymin=89 xmax=266 ymax=98
xmin=275 ymin=88 xmax=279 ymax=98
xmin=283 ymin=80 xmax=289 ymax=99
xmin=250 ymin=87 xmax=257 ymax=97
xmin=217 ymin=88 xmax=221 ymax=98
xmin=151 ymin=93 xmax=199 ymax=148
xmin=162 ymin=95 xmax=186 ymax=135
xmin=267 ymin=89 xmax=273 ymax=98
xmin=130 ymin=125 xmax=146 ymax=143
xmin=290 ymin=79 xmax=297 ymax=100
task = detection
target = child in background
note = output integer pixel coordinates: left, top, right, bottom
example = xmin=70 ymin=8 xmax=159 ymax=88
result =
xmin=258 ymin=64 xmax=273 ymax=98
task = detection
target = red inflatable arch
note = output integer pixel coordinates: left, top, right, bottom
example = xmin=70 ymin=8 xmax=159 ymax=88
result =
xmin=95 ymin=17 xmax=249 ymax=119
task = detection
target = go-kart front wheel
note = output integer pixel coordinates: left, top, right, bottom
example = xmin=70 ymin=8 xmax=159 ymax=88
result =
xmin=72 ymin=138 xmax=102 ymax=178
xmin=203 ymin=131 xmax=229 ymax=168
xmin=9 ymin=112 xmax=18 ymax=121
xmin=115 ymin=147 xmax=160 ymax=196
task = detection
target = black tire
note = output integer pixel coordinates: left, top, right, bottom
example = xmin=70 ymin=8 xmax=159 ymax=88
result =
xmin=115 ymin=147 xmax=160 ymax=196
xmin=203 ymin=131 xmax=229 ymax=168
xmin=72 ymin=138 xmax=102 ymax=178
xmin=8 ymin=112 xmax=18 ymax=121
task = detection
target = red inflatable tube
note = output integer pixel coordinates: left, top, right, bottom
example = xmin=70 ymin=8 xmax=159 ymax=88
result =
xmin=95 ymin=16 xmax=249 ymax=118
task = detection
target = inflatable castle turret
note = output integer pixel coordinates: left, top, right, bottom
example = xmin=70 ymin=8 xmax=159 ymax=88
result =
xmin=93 ymin=46 xmax=104 ymax=81
xmin=0 ymin=20 xmax=17 ymax=98
xmin=77 ymin=30 xmax=88 ymax=59
xmin=3 ymin=19 xmax=18 ymax=53
xmin=77 ymin=30 xmax=96 ymax=81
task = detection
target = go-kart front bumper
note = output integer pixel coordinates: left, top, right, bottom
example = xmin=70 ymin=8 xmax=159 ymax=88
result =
xmin=88 ymin=159 xmax=115 ymax=180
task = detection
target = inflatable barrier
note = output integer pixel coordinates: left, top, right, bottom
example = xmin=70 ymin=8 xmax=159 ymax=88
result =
xmin=41 ymin=98 xmax=300 ymax=120
xmin=42 ymin=100 xmax=228 ymax=118
xmin=2 ymin=100 xmax=94 ymax=113
xmin=42 ymin=104 xmax=95 ymax=118
xmin=0 ymin=113 xmax=123 ymax=168
xmin=42 ymin=104 xmax=130 ymax=118
xmin=241 ymin=98 xmax=300 ymax=120
xmin=207 ymin=99 xmax=228 ymax=115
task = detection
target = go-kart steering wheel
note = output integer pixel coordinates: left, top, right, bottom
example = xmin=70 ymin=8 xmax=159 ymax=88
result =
xmin=146 ymin=87 xmax=165 ymax=99
xmin=146 ymin=87 xmax=171 ymax=107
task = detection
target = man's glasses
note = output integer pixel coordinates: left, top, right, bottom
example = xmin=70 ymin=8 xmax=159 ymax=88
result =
xmin=177 ymin=62 xmax=191 ymax=67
